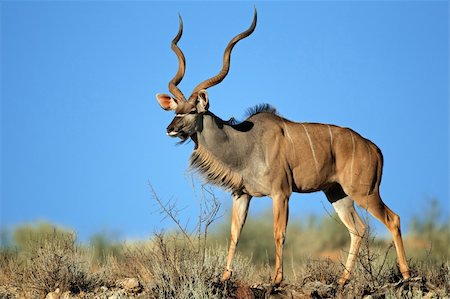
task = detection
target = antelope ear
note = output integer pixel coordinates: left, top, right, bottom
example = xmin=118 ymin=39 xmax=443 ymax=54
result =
xmin=156 ymin=93 xmax=178 ymax=111
xmin=197 ymin=89 xmax=209 ymax=111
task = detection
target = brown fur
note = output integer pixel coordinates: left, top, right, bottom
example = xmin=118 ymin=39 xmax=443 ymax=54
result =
xmin=190 ymin=145 xmax=244 ymax=191
xmin=157 ymin=10 xmax=410 ymax=286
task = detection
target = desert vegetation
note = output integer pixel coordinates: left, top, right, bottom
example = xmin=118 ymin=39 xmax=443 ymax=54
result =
xmin=0 ymin=188 xmax=448 ymax=298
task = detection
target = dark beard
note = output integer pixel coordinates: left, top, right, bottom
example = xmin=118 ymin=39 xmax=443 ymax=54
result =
xmin=176 ymin=132 xmax=191 ymax=145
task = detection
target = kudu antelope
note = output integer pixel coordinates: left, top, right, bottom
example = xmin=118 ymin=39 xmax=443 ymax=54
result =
xmin=155 ymin=10 xmax=410 ymax=285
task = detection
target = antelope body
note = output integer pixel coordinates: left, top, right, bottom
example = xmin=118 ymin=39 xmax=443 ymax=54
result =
xmin=156 ymin=10 xmax=410 ymax=285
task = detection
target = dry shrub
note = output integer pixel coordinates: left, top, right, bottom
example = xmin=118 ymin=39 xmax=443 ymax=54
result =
xmin=337 ymin=233 xmax=449 ymax=298
xmin=107 ymin=240 xmax=154 ymax=284
xmin=302 ymin=258 xmax=340 ymax=285
xmin=343 ymin=244 xmax=398 ymax=297
xmin=108 ymin=233 xmax=254 ymax=299
xmin=428 ymin=262 xmax=450 ymax=293
xmin=7 ymin=229 xmax=109 ymax=297
xmin=0 ymin=247 xmax=20 ymax=296
xmin=1 ymin=193 xmax=447 ymax=298
xmin=407 ymin=260 xmax=450 ymax=296
xmin=147 ymin=234 xmax=238 ymax=298
xmin=104 ymin=183 xmax=255 ymax=298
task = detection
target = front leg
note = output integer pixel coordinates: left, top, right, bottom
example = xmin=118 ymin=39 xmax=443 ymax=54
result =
xmin=272 ymin=193 xmax=289 ymax=285
xmin=221 ymin=191 xmax=251 ymax=281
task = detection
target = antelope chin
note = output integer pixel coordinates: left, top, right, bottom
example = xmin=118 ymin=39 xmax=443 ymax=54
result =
xmin=167 ymin=131 xmax=179 ymax=137
xmin=178 ymin=132 xmax=190 ymax=141
xmin=167 ymin=131 xmax=190 ymax=141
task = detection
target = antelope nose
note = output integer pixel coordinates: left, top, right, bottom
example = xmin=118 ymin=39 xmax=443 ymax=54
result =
xmin=166 ymin=126 xmax=177 ymax=136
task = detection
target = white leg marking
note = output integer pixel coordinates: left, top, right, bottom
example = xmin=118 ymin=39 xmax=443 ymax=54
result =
xmin=332 ymin=196 xmax=366 ymax=284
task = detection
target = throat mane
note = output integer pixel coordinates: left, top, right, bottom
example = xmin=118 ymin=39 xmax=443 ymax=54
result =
xmin=190 ymin=145 xmax=244 ymax=191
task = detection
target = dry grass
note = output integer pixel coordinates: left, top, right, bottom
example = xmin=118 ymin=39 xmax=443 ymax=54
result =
xmin=0 ymin=229 xmax=110 ymax=298
xmin=0 ymin=194 xmax=448 ymax=298
xmin=106 ymin=233 xmax=256 ymax=299
xmin=0 ymin=223 xmax=448 ymax=298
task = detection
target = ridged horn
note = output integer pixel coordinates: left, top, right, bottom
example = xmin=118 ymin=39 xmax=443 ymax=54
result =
xmin=168 ymin=14 xmax=187 ymax=101
xmin=188 ymin=9 xmax=257 ymax=101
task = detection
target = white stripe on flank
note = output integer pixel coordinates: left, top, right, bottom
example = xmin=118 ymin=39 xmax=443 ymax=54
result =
xmin=283 ymin=123 xmax=294 ymax=145
xmin=327 ymin=125 xmax=333 ymax=147
xmin=365 ymin=143 xmax=373 ymax=196
xmin=301 ymin=124 xmax=319 ymax=176
xmin=350 ymin=131 xmax=355 ymax=186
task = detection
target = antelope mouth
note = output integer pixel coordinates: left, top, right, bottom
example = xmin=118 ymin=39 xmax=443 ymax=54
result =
xmin=167 ymin=131 xmax=190 ymax=141
xmin=167 ymin=131 xmax=179 ymax=137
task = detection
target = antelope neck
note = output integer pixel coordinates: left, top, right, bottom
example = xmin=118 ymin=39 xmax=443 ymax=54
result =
xmin=190 ymin=111 xmax=244 ymax=190
xmin=193 ymin=111 xmax=232 ymax=147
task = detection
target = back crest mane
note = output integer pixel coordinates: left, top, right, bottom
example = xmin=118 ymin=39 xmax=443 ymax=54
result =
xmin=245 ymin=103 xmax=278 ymax=118
xmin=222 ymin=104 xmax=278 ymax=126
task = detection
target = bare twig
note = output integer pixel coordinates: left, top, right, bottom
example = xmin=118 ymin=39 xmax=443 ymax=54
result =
xmin=148 ymin=178 xmax=222 ymax=272
xmin=148 ymin=183 xmax=195 ymax=248
xmin=376 ymin=242 xmax=394 ymax=281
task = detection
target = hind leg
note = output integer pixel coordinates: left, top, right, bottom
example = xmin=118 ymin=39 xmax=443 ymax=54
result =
xmin=352 ymin=192 xmax=410 ymax=279
xmin=325 ymin=187 xmax=366 ymax=285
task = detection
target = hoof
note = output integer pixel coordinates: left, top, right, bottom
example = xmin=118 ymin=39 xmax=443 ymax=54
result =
xmin=402 ymin=271 xmax=411 ymax=281
xmin=221 ymin=269 xmax=232 ymax=282
xmin=272 ymin=272 xmax=283 ymax=286
xmin=338 ymin=277 xmax=349 ymax=287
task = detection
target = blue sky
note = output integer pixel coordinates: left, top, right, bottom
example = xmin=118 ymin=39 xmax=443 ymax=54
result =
xmin=1 ymin=1 xmax=448 ymax=242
